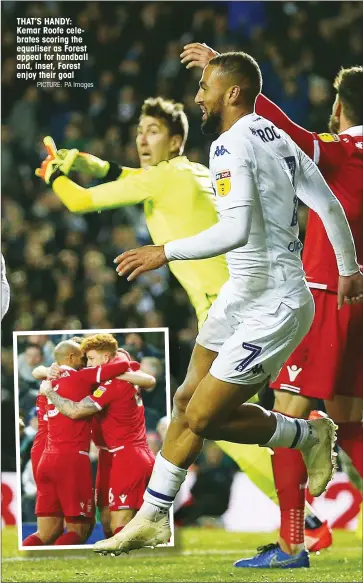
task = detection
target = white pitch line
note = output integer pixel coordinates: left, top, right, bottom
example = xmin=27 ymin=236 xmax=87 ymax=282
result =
xmin=3 ymin=548 xmax=362 ymax=562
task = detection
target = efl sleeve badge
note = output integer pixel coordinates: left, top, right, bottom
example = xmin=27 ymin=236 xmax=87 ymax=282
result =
xmin=317 ymin=133 xmax=340 ymax=143
xmin=93 ymin=386 xmax=107 ymax=398
xmin=216 ymin=169 xmax=231 ymax=196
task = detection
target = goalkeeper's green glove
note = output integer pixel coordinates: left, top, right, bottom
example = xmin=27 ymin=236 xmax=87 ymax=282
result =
xmin=35 ymin=137 xmax=79 ymax=185
xmin=57 ymin=149 xmax=111 ymax=179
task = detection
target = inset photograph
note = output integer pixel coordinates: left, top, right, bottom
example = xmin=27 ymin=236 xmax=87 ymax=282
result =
xmin=13 ymin=328 xmax=172 ymax=549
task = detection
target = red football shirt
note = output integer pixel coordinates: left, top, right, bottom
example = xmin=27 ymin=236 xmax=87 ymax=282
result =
xmin=90 ymin=355 xmax=140 ymax=449
xmin=256 ymin=95 xmax=363 ymax=292
xmin=45 ymin=361 xmax=130 ymax=454
xmin=31 ymin=394 xmax=48 ymax=455
xmin=91 ymin=416 xmax=106 ymax=448
xmin=89 ymin=378 xmax=147 ymax=451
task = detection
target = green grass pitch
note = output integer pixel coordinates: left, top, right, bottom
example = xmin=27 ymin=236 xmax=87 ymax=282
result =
xmin=2 ymin=526 xmax=362 ymax=582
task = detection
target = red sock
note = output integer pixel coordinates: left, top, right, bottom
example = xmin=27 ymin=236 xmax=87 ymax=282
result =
xmin=337 ymin=422 xmax=363 ymax=478
xmin=22 ymin=534 xmax=44 ymax=546
xmin=103 ymin=528 xmax=113 ymax=539
xmin=113 ymin=526 xmax=124 ymax=535
xmin=272 ymin=447 xmax=307 ymax=548
xmin=54 ymin=532 xmax=82 ymax=545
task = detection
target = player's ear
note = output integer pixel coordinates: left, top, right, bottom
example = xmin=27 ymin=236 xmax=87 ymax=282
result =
xmin=169 ymin=134 xmax=182 ymax=155
xmin=226 ymin=85 xmax=240 ymax=105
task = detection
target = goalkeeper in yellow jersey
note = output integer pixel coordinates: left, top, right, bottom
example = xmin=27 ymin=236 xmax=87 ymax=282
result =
xmin=36 ymin=96 xmax=277 ymax=505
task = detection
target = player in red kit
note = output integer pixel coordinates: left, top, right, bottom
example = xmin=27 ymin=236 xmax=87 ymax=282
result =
xmin=91 ymin=347 xmax=154 ymax=539
xmin=30 ymin=394 xmax=48 ymax=482
xmin=42 ymin=334 xmax=156 ymax=537
xmin=22 ymin=339 xmax=131 ymax=547
xmin=181 ymin=45 xmax=362 ymax=567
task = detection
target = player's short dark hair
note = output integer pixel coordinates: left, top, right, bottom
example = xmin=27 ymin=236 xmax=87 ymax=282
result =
xmin=209 ymin=51 xmax=262 ymax=108
xmin=334 ymin=66 xmax=363 ymax=125
xmin=141 ymin=97 xmax=189 ymax=153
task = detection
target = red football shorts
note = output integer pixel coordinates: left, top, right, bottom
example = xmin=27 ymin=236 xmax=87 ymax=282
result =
xmin=35 ymin=452 xmax=95 ymax=519
xmin=108 ymin=445 xmax=155 ymax=512
xmin=95 ymin=448 xmax=113 ymax=509
xmin=30 ymin=445 xmax=45 ymax=484
xmin=271 ymin=288 xmax=363 ymax=400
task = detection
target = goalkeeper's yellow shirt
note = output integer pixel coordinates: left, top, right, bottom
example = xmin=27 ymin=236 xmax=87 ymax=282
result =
xmin=52 ymin=156 xmax=229 ymax=324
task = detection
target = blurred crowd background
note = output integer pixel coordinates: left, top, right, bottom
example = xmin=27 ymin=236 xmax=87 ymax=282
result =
xmin=15 ymin=332 xmax=168 ymax=521
xmin=2 ymin=0 xmax=363 ymax=524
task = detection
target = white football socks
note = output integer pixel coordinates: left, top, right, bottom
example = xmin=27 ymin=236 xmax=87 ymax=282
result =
xmin=140 ymin=452 xmax=188 ymax=521
xmin=264 ymin=412 xmax=318 ymax=449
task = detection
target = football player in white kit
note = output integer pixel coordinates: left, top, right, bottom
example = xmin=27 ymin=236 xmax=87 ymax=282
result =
xmin=93 ymin=52 xmax=363 ymax=560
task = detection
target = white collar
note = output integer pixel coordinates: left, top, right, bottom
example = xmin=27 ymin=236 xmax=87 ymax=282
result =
xmin=60 ymin=365 xmax=76 ymax=371
xmin=339 ymin=125 xmax=363 ymax=137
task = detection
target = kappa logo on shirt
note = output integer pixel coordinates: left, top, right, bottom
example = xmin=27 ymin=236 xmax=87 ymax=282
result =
xmin=287 ymin=364 xmax=302 ymax=382
xmin=215 ymin=169 xmax=231 ymax=196
xmin=213 ymin=145 xmax=230 ymax=157
xmin=93 ymin=386 xmax=107 ymax=398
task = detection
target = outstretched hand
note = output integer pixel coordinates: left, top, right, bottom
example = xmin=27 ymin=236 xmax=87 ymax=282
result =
xmin=180 ymin=42 xmax=219 ymax=69
xmin=114 ymin=245 xmax=168 ymax=281
xmin=337 ymin=270 xmax=363 ymax=309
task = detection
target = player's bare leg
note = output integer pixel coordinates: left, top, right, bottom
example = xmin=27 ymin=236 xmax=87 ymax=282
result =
xmin=38 ymin=517 xmax=64 ymax=544
xmin=22 ymin=516 xmax=64 ymax=546
xmin=162 ymin=343 xmax=218 ymax=467
xmin=99 ymin=506 xmax=112 ymax=538
xmin=110 ymin=509 xmax=136 ymax=534
xmin=93 ymin=343 xmax=217 ymax=554
xmin=53 ymin=518 xmax=95 ymax=545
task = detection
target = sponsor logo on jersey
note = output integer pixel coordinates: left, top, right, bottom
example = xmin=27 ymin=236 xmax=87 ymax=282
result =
xmin=47 ymin=407 xmax=59 ymax=417
xmin=356 ymin=141 xmax=363 ymax=149
xmin=213 ymin=145 xmax=230 ymax=157
xmin=318 ymin=133 xmax=340 ymax=143
xmin=120 ymin=494 xmax=128 ymax=503
xmin=215 ymin=169 xmax=231 ymax=196
xmin=93 ymin=386 xmax=107 ymax=398
xmin=287 ymin=364 xmax=302 ymax=382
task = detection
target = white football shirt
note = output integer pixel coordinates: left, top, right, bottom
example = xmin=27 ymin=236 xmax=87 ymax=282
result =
xmin=209 ymin=113 xmax=314 ymax=310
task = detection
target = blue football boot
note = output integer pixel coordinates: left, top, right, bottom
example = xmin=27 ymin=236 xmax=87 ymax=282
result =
xmin=234 ymin=543 xmax=310 ymax=569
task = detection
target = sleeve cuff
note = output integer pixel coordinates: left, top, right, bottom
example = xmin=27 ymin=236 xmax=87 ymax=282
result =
xmin=104 ymin=161 xmax=123 ymax=182
xmin=49 ymin=168 xmax=65 ymax=186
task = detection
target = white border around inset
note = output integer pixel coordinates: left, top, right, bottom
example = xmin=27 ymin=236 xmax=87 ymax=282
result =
xmin=13 ymin=327 xmax=173 ymax=552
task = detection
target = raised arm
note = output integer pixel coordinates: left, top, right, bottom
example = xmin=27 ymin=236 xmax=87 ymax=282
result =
xmin=49 ymin=168 xmax=154 ymax=213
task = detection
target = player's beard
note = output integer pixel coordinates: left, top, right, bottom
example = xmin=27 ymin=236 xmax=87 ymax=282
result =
xmin=201 ymin=107 xmax=223 ymax=140
xmin=328 ymin=113 xmax=340 ymax=134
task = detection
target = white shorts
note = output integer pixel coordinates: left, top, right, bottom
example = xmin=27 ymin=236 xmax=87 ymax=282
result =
xmin=196 ymin=281 xmax=315 ymax=385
